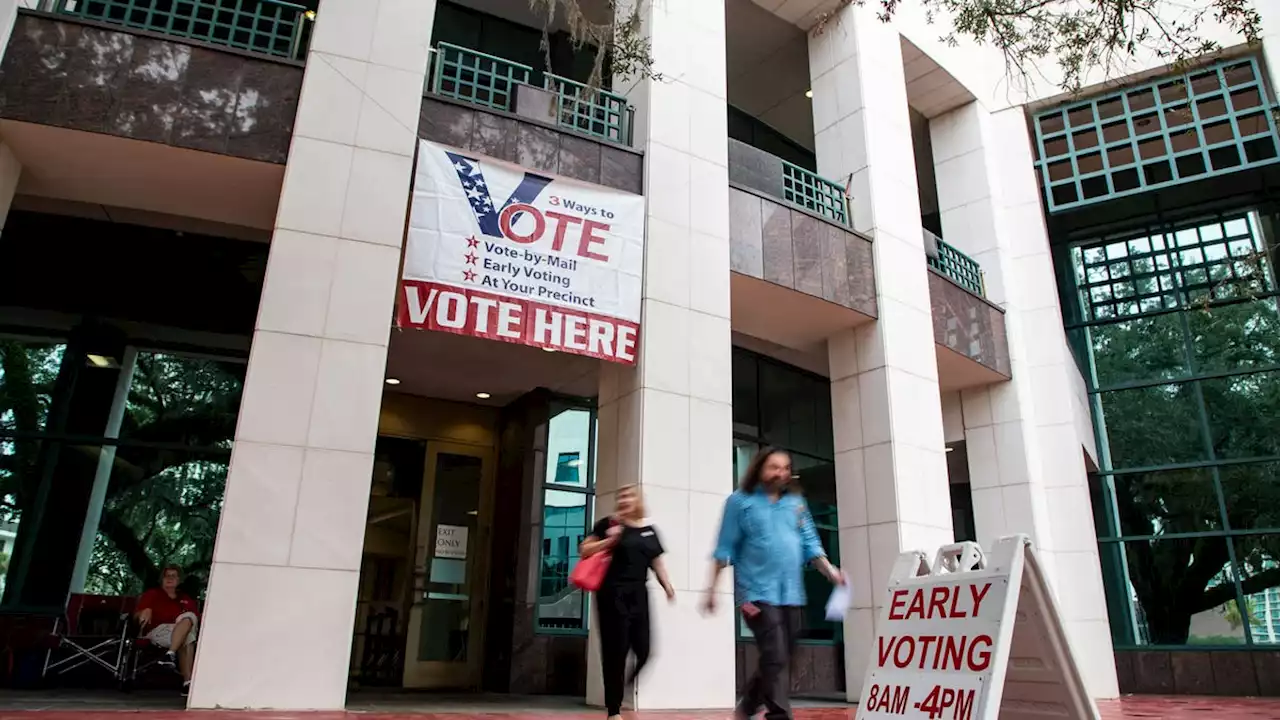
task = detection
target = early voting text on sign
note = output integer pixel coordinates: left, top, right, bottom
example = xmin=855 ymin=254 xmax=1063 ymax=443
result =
xmin=399 ymin=140 xmax=645 ymax=364
xmin=856 ymin=536 xmax=1100 ymax=720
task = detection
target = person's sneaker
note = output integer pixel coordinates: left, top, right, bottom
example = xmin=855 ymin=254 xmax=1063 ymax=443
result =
xmin=161 ymin=651 xmax=177 ymax=669
xmin=181 ymin=681 xmax=190 ymax=698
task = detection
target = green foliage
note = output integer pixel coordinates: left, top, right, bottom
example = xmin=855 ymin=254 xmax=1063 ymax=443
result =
xmin=0 ymin=346 xmax=242 ymax=600
xmin=1081 ymin=222 xmax=1280 ymax=645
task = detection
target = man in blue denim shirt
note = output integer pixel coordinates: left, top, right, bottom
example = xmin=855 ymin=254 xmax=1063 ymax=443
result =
xmin=704 ymin=447 xmax=844 ymax=720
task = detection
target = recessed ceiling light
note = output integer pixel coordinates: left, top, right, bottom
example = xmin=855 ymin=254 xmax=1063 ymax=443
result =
xmin=304 ymin=10 xmax=317 ymax=20
xmin=805 ymin=89 xmax=813 ymax=98
xmin=945 ymin=446 xmax=954 ymax=453
xmin=543 ymin=347 xmax=557 ymax=353
xmin=87 ymin=354 xmax=117 ymax=368
xmin=385 ymin=378 xmax=401 ymax=385
xmin=476 ymin=392 xmax=491 ymax=399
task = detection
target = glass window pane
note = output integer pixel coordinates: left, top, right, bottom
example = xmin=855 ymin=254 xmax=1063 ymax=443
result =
xmin=1099 ymin=382 xmax=1207 ymax=468
xmin=1219 ymin=461 xmax=1280 ymax=531
xmin=545 ymin=405 xmax=592 ymax=488
xmin=120 ymin=352 xmax=247 ymax=447
xmin=733 ymin=439 xmax=759 ymax=491
xmin=1188 ymin=299 xmax=1280 ymax=374
xmin=1109 ymin=467 xmax=1223 ymax=536
xmin=732 ymin=349 xmax=759 ymax=437
xmin=538 ymin=489 xmax=588 ymax=631
xmin=1089 ymin=313 xmax=1189 ymax=387
xmin=1234 ymin=535 xmax=1280 ymax=644
xmin=1200 ymin=370 xmax=1280 ymax=459
xmin=759 ymin=361 xmax=798 ymax=449
xmin=0 ymin=339 xmax=66 ymax=435
xmin=1119 ymin=537 xmax=1245 ymax=645
xmin=88 ymin=447 xmax=230 ymax=598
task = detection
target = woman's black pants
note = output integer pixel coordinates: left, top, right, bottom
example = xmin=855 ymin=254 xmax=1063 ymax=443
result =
xmin=596 ymin=582 xmax=651 ymax=716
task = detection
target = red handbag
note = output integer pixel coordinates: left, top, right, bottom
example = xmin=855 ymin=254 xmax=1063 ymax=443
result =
xmin=570 ymin=550 xmax=612 ymax=592
xmin=570 ymin=520 xmax=615 ymax=592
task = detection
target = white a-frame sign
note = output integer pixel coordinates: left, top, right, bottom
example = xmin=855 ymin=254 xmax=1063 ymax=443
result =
xmin=855 ymin=535 xmax=1099 ymax=720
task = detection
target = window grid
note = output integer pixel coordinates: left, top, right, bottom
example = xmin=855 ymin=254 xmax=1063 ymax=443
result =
xmin=782 ymin=161 xmax=850 ymax=227
xmin=544 ymin=73 xmax=630 ymax=145
xmin=56 ymin=0 xmax=309 ymax=60
xmin=1070 ymin=210 xmax=1280 ymax=650
xmin=928 ymin=236 xmax=985 ymax=296
xmin=1033 ymin=57 xmax=1280 ymax=213
xmin=1073 ymin=213 xmax=1272 ymax=322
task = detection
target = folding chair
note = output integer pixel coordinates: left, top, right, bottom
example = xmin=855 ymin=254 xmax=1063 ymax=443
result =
xmin=41 ymin=594 xmax=135 ymax=685
xmin=117 ymin=614 xmax=179 ymax=691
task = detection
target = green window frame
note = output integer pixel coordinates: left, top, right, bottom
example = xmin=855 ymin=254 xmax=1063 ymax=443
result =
xmin=535 ymin=400 xmax=597 ymax=635
xmin=1064 ymin=207 xmax=1280 ymax=649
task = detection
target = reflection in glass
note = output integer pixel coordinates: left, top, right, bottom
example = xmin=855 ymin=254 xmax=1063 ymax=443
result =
xmin=120 ymin=352 xmax=247 ymax=445
xmin=0 ymin=340 xmax=66 ymax=597
xmin=538 ymin=490 xmax=588 ymax=631
xmin=1188 ymin=299 xmax=1280 ymax=374
xmin=1200 ymin=370 xmax=1280 ymax=459
xmin=1089 ymin=314 xmax=1188 ymax=387
xmin=1218 ymin=462 xmax=1280 ymax=531
xmin=419 ymin=453 xmax=483 ymax=662
xmin=1100 ymin=383 xmax=1206 ymax=469
xmin=1120 ymin=537 xmax=1244 ymax=645
xmin=1109 ymin=468 xmax=1221 ymax=536
xmin=1233 ymin=536 xmax=1280 ymax=644
xmin=545 ymin=405 xmax=591 ymax=488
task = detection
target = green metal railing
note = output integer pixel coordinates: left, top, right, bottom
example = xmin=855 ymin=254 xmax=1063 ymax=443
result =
xmin=427 ymin=43 xmax=635 ymax=146
xmin=544 ymin=72 xmax=630 ymax=145
xmin=431 ymin=42 xmax=532 ymax=113
xmin=782 ymin=161 xmax=850 ymax=226
xmin=926 ymin=230 xmax=986 ymax=296
xmin=54 ymin=0 xmax=311 ymax=60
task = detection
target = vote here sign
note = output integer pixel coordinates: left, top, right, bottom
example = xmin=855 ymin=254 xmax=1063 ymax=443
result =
xmin=398 ymin=140 xmax=646 ymax=364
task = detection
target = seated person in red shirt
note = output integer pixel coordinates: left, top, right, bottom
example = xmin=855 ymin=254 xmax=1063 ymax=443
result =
xmin=135 ymin=565 xmax=199 ymax=695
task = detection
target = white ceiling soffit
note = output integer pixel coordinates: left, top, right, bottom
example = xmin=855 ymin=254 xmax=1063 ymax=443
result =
xmin=902 ymin=37 xmax=976 ymax=118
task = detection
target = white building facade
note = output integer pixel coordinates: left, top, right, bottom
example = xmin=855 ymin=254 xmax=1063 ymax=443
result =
xmin=0 ymin=0 xmax=1278 ymax=710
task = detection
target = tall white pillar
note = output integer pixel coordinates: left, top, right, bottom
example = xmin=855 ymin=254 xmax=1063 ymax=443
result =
xmin=929 ymin=101 xmax=1118 ymax=698
xmin=190 ymin=0 xmax=435 ymax=709
xmin=588 ymin=0 xmax=736 ymax=711
xmin=808 ymin=7 xmax=954 ymax=701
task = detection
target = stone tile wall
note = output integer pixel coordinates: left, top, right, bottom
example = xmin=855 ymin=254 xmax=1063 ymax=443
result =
xmin=1115 ymin=650 xmax=1280 ymax=696
xmin=0 ymin=11 xmax=302 ymax=164
xmin=927 ymin=270 xmax=1011 ymax=377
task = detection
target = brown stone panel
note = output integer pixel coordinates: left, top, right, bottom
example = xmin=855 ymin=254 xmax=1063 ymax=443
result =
xmin=0 ymin=12 xmax=302 ymax=164
xmin=1171 ymin=651 xmax=1216 ymax=695
xmin=728 ymin=188 xmax=763 ymax=276
xmin=760 ymin=199 xmax=794 ymax=288
xmin=846 ymin=234 xmax=877 ymax=316
xmin=1210 ymin=650 xmax=1261 ymax=696
xmin=821 ymin=221 xmax=850 ymax=307
xmin=418 ymin=95 xmax=644 ymax=194
xmin=791 ymin=210 xmax=825 ymax=297
xmin=1113 ymin=651 xmax=1136 ymax=694
xmin=928 ymin=270 xmax=1011 ymax=378
xmin=1130 ymin=650 xmax=1175 ymax=694
xmin=1254 ymin=651 xmax=1280 ymax=696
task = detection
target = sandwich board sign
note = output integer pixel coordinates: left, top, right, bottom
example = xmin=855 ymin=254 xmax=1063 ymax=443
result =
xmin=855 ymin=535 xmax=1099 ymax=720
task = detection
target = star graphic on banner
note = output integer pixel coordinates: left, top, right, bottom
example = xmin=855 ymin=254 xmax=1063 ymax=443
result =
xmin=465 ymin=252 xmax=478 ymax=265
xmin=463 ymin=269 xmax=477 ymax=282
xmin=466 ymin=235 xmax=480 ymax=248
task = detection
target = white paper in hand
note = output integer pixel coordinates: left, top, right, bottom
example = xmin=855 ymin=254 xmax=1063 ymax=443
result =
xmin=825 ymin=582 xmax=851 ymax=622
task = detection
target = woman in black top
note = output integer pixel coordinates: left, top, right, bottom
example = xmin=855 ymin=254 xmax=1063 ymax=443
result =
xmin=580 ymin=483 xmax=675 ymax=720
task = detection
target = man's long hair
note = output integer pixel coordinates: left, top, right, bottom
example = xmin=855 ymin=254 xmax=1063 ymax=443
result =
xmin=740 ymin=446 xmax=794 ymax=494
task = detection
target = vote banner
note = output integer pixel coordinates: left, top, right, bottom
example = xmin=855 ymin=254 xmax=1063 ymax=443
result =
xmin=398 ymin=139 xmax=645 ymax=364
xmin=856 ymin=536 xmax=1100 ymax=720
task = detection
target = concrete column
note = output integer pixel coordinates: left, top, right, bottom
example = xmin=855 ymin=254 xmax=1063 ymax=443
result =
xmin=808 ymin=7 xmax=954 ymax=702
xmin=587 ymin=0 xmax=736 ymax=711
xmin=189 ymin=0 xmax=434 ymax=709
xmin=929 ymin=101 xmax=1118 ymax=698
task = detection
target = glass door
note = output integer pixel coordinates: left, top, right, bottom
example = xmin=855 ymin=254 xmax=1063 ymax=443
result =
xmin=402 ymin=441 xmax=494 ymax=689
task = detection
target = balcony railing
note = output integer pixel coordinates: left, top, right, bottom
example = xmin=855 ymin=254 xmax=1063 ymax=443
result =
xmin=427 ymin=43 xmax=633 ymax=146
xmin=54 ymin=0 xmax=311 ymax=60
xmin=544 ymin=72 xmax=631 ymax=145
xmin=782 ymin=161 xmax=850 ymax=226
xmin=925 ymin=229 xmax=985 ymax=296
